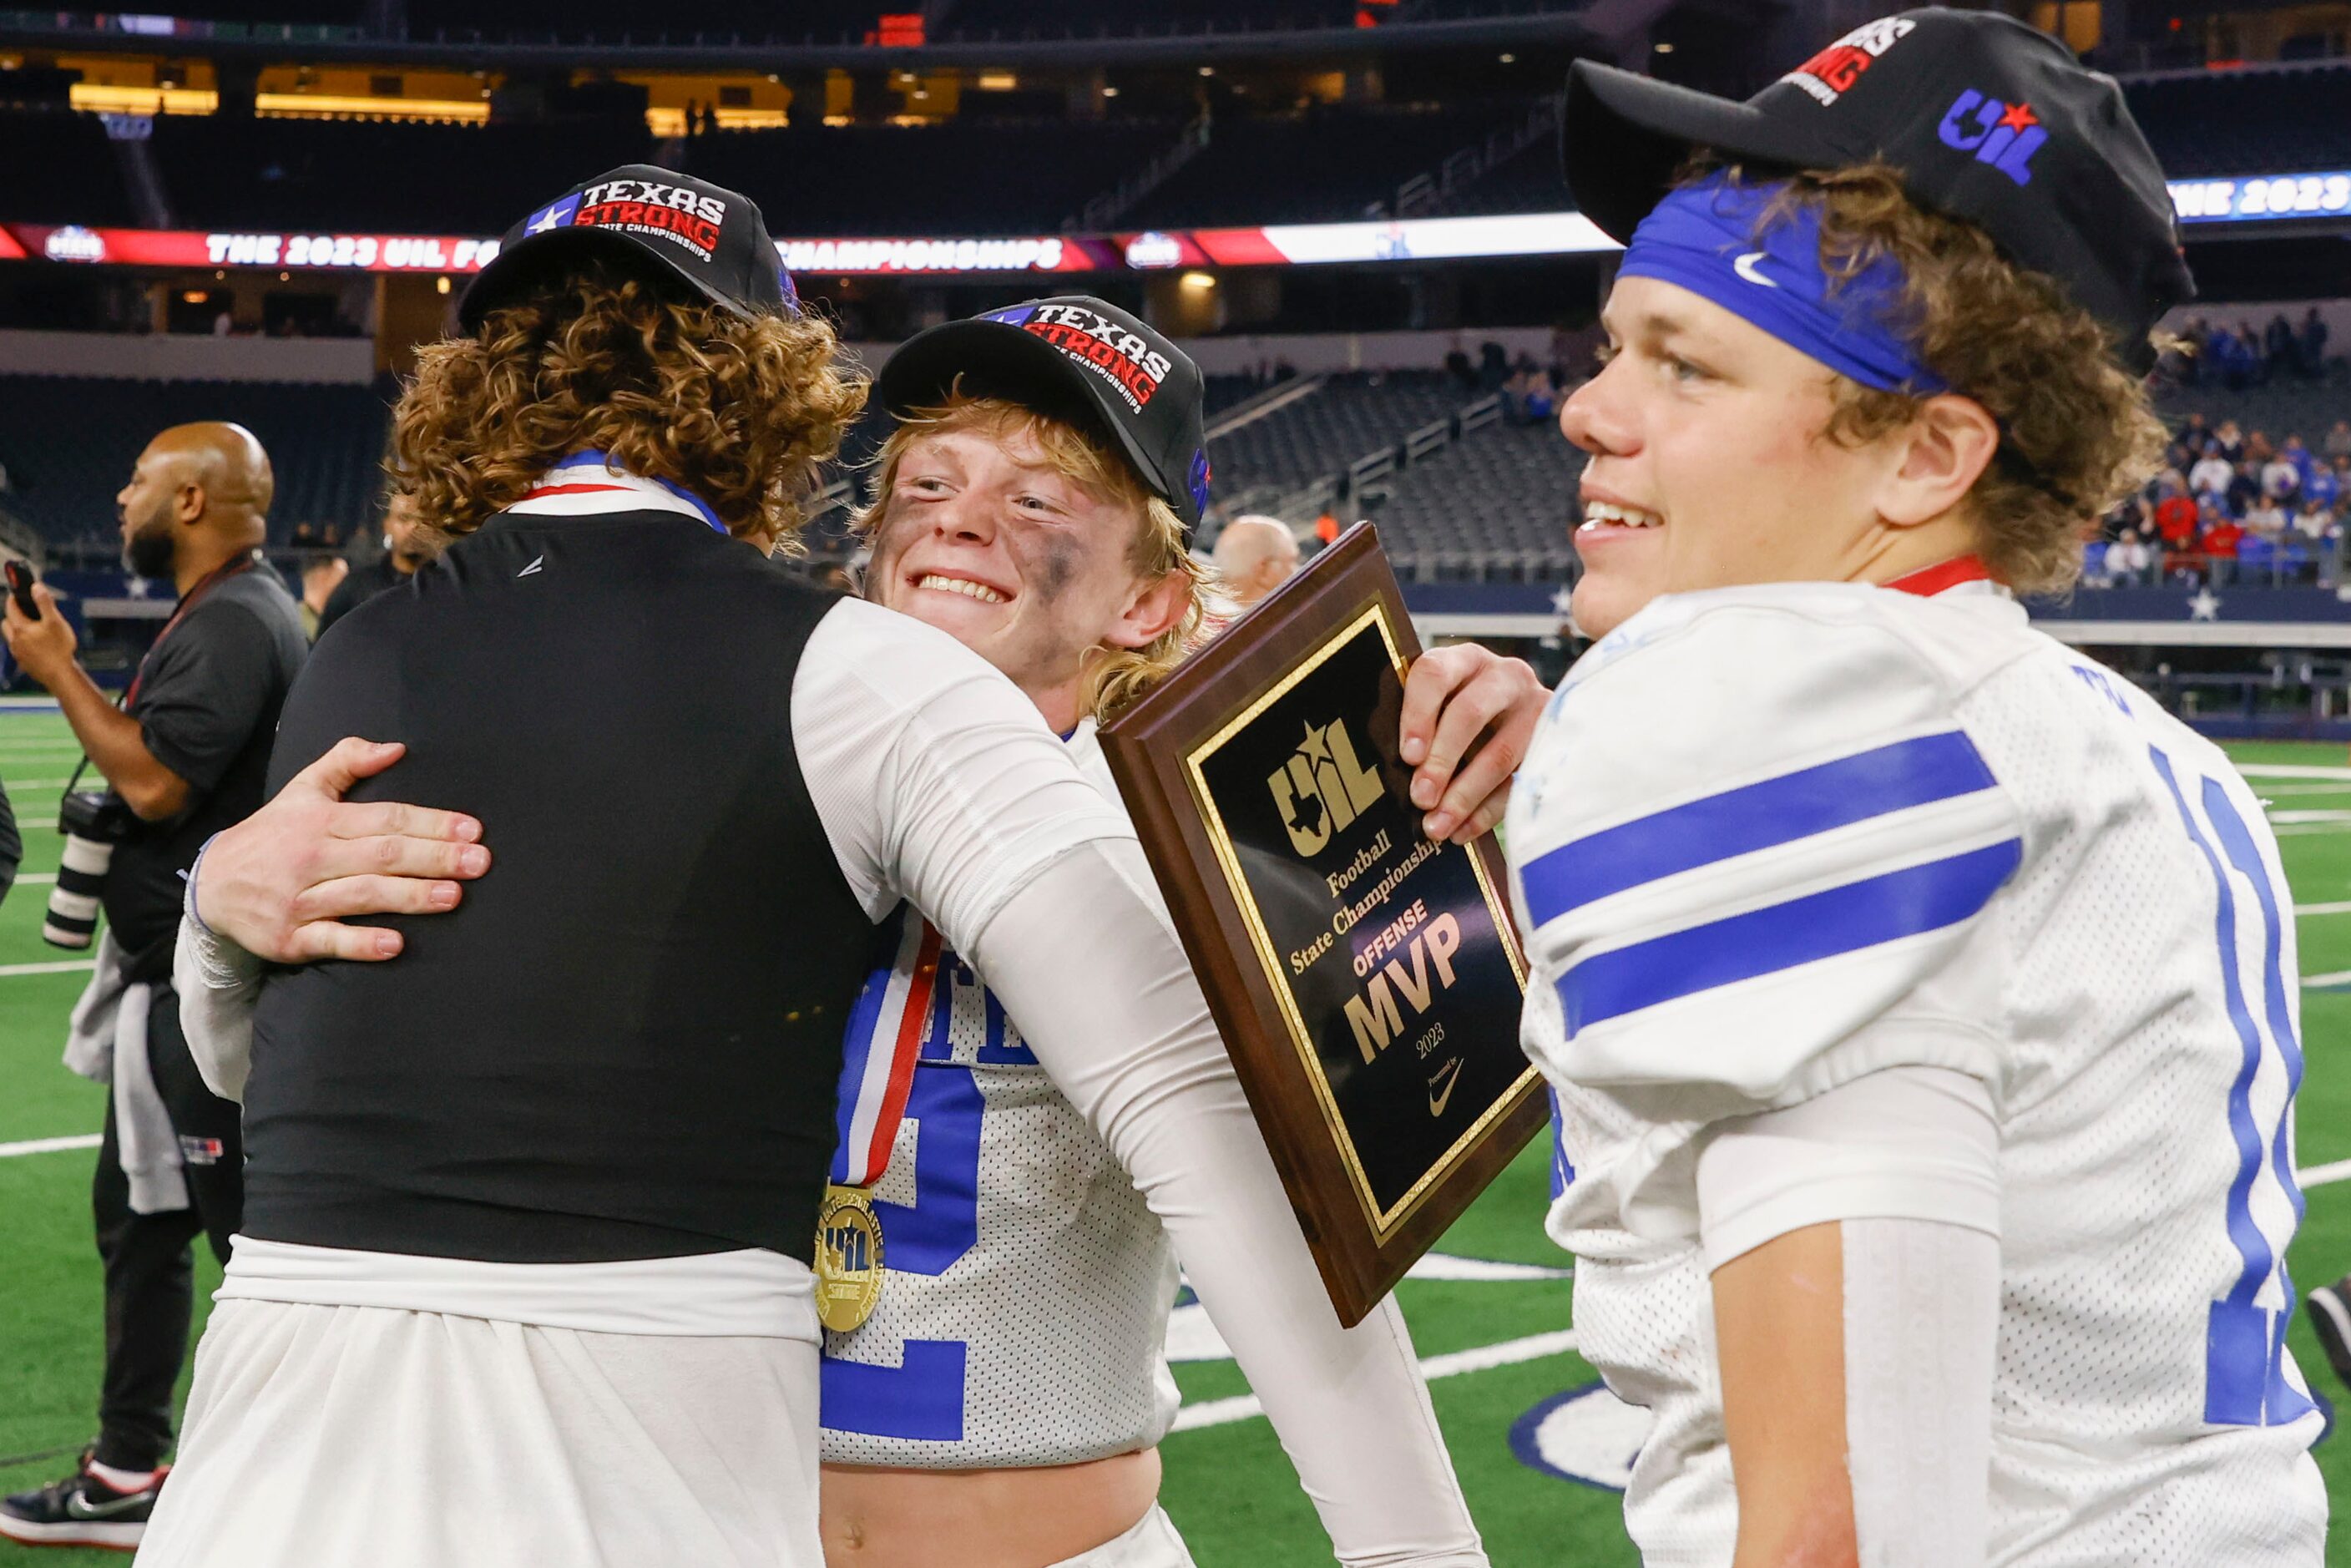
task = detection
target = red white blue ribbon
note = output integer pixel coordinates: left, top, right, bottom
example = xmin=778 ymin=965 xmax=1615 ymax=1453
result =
xmin=830 ymin=914 xmax=939 ymax=1187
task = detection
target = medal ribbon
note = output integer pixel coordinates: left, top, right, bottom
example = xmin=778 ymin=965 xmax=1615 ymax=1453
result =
xmin=830 ymin=913 xmax=940 ymax=1189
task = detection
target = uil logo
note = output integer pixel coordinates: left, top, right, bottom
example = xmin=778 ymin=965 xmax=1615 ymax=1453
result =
xmin=1267 ymin=718 xmax=1385 ymax=857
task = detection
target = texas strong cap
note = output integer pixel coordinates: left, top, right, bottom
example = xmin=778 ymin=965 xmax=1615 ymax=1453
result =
xmin=1562 ymin=8 xmax=2193 ymax=372
xmin=877 ymin=296 xmax=1212 ymax=539
xmin=460 ymin=164 xmax=796 ymax=331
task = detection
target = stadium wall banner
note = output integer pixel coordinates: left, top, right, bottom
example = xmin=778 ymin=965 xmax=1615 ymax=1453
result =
xmin=1 ymin=211 xmax=1621 ymax=277
xmin=2167 ymin=171 xmax=2351 ymax=224
xmin=0 ymin=183 xmax=2322 ymax=279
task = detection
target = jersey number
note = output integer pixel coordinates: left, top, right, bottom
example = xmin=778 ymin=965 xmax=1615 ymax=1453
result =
xmin=2151 ymin=746 xmax=2313 ymax=1429
xmin=820 ymin=1060 xmax=983 ymax=1441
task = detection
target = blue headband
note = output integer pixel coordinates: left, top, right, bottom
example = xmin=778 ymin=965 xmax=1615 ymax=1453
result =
xmin=1618 ymin=174 xmax=1948 ymax=395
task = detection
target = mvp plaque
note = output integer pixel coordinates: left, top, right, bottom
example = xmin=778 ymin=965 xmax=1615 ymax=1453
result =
xmin=1100 ymin=523 xmax=1544 ymax=1326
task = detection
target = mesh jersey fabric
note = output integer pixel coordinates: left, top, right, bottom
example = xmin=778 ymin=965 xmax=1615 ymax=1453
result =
xmin=1506 ymin=581 xmax=2327 ymax=1565
xmin=817 ymin=725 xmax=1181 ymax=1465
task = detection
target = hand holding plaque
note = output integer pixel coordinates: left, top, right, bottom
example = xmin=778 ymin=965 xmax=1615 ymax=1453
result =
xmin=1100 ymin=524 xmax=1543 ymax=1326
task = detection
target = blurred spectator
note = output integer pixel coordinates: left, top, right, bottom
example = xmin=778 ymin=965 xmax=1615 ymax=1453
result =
xmin=2153 ymin=488 xmax=2198 ymax=549
xmin=2310 ymin=457 xmax=2344 ymax=513
xmin=2300 ymin=308 xmax=2330 ymax=380
xmin=2216 ymin=420 xmax=2247 ymax=463
xmin=2189 ymin=443 xmax=2232 ymax=499
xmin=297 ymin=553 xmax=348 ymax=642
xmin=2246 ymin=496 xmax=2288 ymax=538
xmin=2247 ymin=429 xmax=2275 ymax=466
xmin=2266 ymin=312 xmax=2297 ymax=376
xmin=1313 ymin=508 xmax=1339 ymax=546
xmin=317 ymin=491 xmax=431 ymax=639
xmin=2109 ymin=528 xmax=2154 ymax=585
xmin=2227 ymin=462 xmax=2261 ymax=518
xmin=2263 ymin=448 xmax=2302 ymax=503
xmin=2327 ymin=421 xmax=2351 ymax=462
xmin=2204 ymin=513 xmax=2245 ymax=564
xmin=1211 ymin=515 xmax=1300 ymax=612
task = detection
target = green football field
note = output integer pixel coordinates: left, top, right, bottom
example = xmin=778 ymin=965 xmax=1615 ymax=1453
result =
xmin=3 ymin=717 xmax=2350 ymax=1565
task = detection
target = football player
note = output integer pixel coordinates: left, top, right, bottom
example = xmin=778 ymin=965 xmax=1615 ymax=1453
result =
xmin=815 ymin=297 xmax=1536 ymax=1567
xmin=164 ymin=293 xmax=1540 ymax=1568
xmin=1508 ymin=10 xmax=2326 ymax=1565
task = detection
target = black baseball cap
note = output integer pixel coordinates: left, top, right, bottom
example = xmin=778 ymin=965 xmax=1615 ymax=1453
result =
xmin=1563 ymin=8 xmax=2192 ymax=372
xmin=460 ymin=164 xmax=797 ymax=331
xmin=876 ymin=296 xmax=1212 ymax=539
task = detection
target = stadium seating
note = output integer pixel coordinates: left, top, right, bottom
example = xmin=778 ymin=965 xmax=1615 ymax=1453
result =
xmin=151 ymin=116 xmax=657 ymax=234
xmin=2122 ymin=64 xmax=2351 ymax=180
xmin=2159 ymin=367 xmax=2349 ymax=434
xmin=682 ymin=119 xmax=1179 ymax=234
xmin=1361 ymin=411 xmax=1583 ymax=579
xmin=1206 ymin=371 xmax=1470 ymax=498
xmin=0 ymin=109 xmax=139 ymax=228
xmin=0 ymin=376 xmax=393 ymax=548
xmin=944 ymin=0 xmax=1353 ymax=36
xmin=1125 ymin=104 xmax=1532 ymax=227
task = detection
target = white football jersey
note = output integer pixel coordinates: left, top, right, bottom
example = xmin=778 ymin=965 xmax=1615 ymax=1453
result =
xmin=819 ymin=724 xmax=1184 ymax=1468
xmin=1504 ymin=575 xmax=2327 ymax=1565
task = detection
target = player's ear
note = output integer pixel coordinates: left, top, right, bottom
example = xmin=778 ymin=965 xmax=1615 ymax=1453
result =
xmin=1874 ymin=393 xmax=2000 ymax=529
xmin=1105 ymin=569 xmax=1191 ymax=650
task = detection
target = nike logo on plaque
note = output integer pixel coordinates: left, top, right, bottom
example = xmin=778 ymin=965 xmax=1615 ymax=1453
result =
xmin=1426 ymin=1058 xmax=1464 ymax=1117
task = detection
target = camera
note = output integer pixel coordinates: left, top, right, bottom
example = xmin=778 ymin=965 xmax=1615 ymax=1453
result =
xmin=45 ymin=788 xmax=138 ymax=950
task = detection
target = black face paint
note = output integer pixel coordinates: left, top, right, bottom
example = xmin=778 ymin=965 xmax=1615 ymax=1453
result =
xmin=1030 ymin=531 xmax=1083 ymax=603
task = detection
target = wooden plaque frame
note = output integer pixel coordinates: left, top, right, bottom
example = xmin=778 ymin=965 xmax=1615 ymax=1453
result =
xmin=1100 ymin=523 xmax=1545 ymax=1326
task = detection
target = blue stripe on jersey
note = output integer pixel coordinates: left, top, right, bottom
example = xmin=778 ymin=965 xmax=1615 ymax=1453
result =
xmin=1519 ymin=731 xmax=1998 ymax=928
xmin=2151 ymin=751 xmax=2276 ymax=1315
xmin=1556 ymin=837 xmax=2020 ymax=1032
xmin=2202 ymin=775 xmax=2315 ymax=1427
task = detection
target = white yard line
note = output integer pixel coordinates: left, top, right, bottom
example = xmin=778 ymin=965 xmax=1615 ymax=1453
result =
xmin=2305 ymin=969 xmax=2351 ymax=987
xmin=2300 ymin=1157 xmax=2351 ymax=1190
xmin=2238 ymin=765 xmax=2351 ymax=781
xmin=2295 ymin=901 xmax=2351 ymax=916
xmin=1171 ymin=1328 xmax=1585 ymax=1432
xmin=0 ymin=1134 xmax=100 ymax=1159
xmin=0 ymin=959 xmax=95 ymax=978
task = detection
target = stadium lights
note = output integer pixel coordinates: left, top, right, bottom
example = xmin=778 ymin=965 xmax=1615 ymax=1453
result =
xmin=1181 ymin=270 xmax=1217 ymax=291
xmin=1200 ymin=66 xmax=1215 ymax=76
xmin=1103 ymin=85 xmax=1120 ymax=97
xmin=180 ymin=290 xmax=206 ymax=304
xmin=436 ymin=276 xmax=452 ymax=295
xmin=1654 ymin=41 xmax=1674 ymax=52
xmin=1499 ymin=53 xmax=1514 ymax=63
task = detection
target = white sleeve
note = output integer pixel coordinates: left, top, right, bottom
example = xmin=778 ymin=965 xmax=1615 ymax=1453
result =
xmin=1504 ymin=594 xmax=2023 ymax=1242
xmin=1841 ymin=1216 xmax=1999 ymax=1568
xmin=172 ymin=895 xmax=263 ymax=1104
xmin=973 ymin=838 xmax=1487 ymax=1568
xmin=791 ymin=599 xmax=1134 ymax=949
xmin=1694 ymin=1065 xmax=2000 ymax=1272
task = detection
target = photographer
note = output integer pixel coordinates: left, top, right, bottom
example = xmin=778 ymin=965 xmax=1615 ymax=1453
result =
xmin=0 ymin=422 xmax=305 ymax=1552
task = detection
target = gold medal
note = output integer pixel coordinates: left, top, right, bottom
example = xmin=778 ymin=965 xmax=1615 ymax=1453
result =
xmin=813 ymin=1182 xmax=885 ymax=1333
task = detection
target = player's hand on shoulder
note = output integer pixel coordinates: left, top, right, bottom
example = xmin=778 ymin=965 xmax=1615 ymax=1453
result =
xmin=196 ymin=737 xmax=490 ymax=964
xmin=1398 ymin=643 xmax=1547 ymax=843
